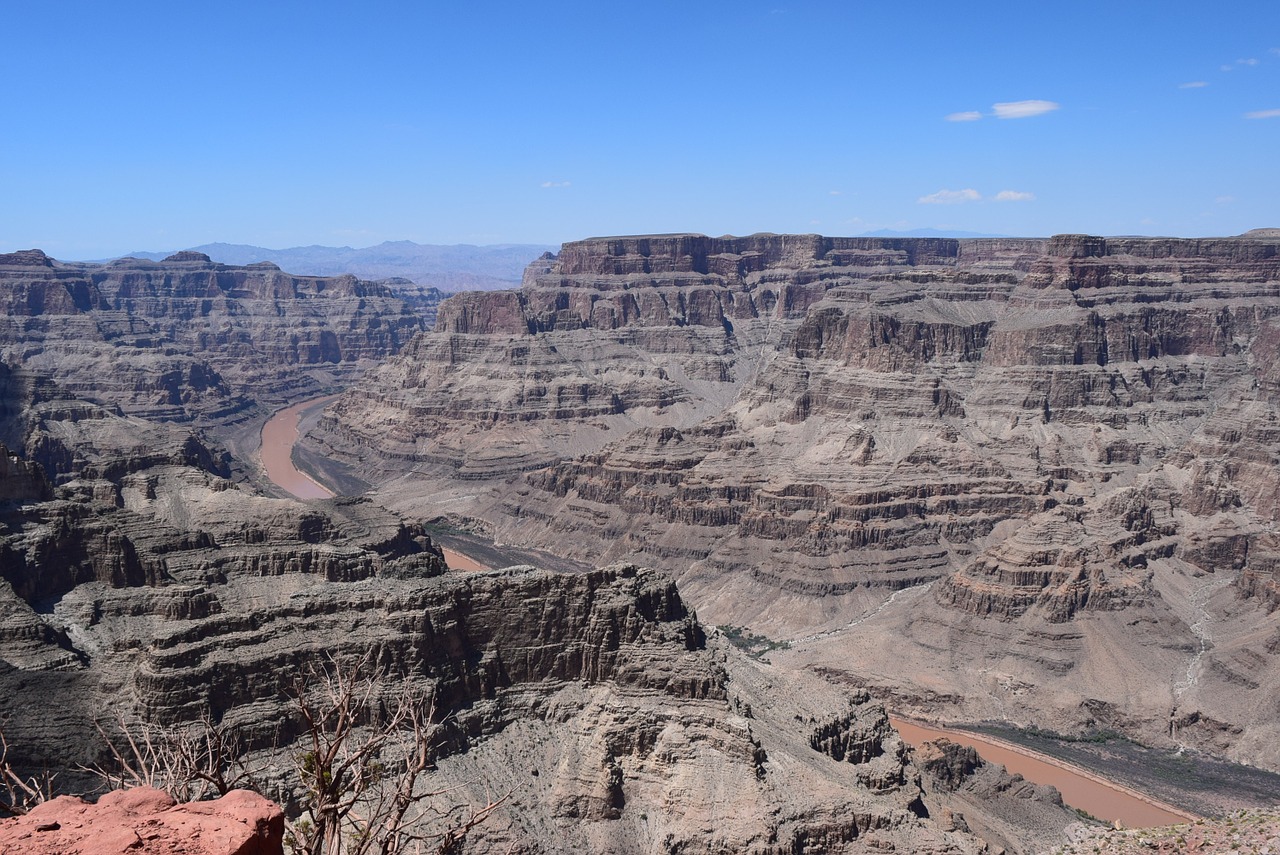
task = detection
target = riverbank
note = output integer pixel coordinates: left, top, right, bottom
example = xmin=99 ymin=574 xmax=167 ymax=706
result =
xmin=963 ymin=722 xmax=1280 ymax=819
xmin=259 ymin=395 xmax=340 ymax=500
xmin=259 ymin=399 xmax=1232 ymax=830
xmin=259 ymin=397 xmax=588 ymax=576
xmin=892 ymin=717 xmax=1194 ymax=828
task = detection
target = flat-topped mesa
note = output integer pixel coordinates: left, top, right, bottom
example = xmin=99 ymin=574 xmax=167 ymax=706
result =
xmin=442 ymin=234 xmax=1046 ymax=340
xmin=1030 ymin=233 xmax=1280 ymax=295
xmin=160 ymin=250 xmax=215 ymax=263
xmin=1048 ymin=233 xmax=1280 ymax=261
xmin=98 ymin=255 xmax=394 ymax=302
xmin=551 ymin=233 xmax=970 ymax=278
xmin=0 ymin=249 xmax=55 ymax=268
xmin=444 ymin=231 xmax=1280 ymax=341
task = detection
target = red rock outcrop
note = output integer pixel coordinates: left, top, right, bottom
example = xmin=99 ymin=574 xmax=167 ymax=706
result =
xmin=0 ymin=786 xmax=283 ymax=855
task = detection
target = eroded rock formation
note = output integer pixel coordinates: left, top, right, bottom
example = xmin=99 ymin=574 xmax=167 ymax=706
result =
xmin=310 ymin=231 xmax=1280 ymax=767
xmin=0 ymin=249 xmax=434 ymax=428
xmin=0 ymin=412 xmax=986 ymax=852
xmin=915 ymin=738 xmax=1077 ymax=855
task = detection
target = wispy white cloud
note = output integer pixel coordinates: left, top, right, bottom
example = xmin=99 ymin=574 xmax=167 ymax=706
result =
xmin=945 ymin=111 xmax=983 ymax=122
xmin=994 ymin=190 xmax=1035 ymax=202
xmin=1245 ymin=109 xmax=1280 ymax=119
xmin=1216 ymin=195 xmax=1237 ymax=205
xmin=1179 ymin=81 xmax=1209 ymax=89
xmin=540 ymin=180 xmax=572 ymax=188
xmin=918 ymin=188 xmax=981 ymax=205
xmin=1223 ymin=58 xmax=1261 ymax=72
xmin=828 ymin=190 xmax=843 ymax=196
xmin=992 ymin=99 xmax=1060 ymax=119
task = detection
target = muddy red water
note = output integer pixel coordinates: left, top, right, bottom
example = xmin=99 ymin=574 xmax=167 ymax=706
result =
xmin=259 ymin=396 xmax=339 ymax=500
xmin=261 ymin=396 xmax=491 ymax=573
xmin=891 ymin=717 xmax=1194 ymax=828
xmin=440 ymin=549 xmax=489 ymax=572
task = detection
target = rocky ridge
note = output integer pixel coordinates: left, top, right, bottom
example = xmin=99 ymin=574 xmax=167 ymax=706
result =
xmin=308 ymin=231 xmax=1280 ymax=768
xmin=118 ymin=239 xmax=554 ymax=292
xmin=914 ymin=739 xmax=1080 ymax=855
xmin=0 ymin=249 xmax=435 ymax=432
xmin=0 ymin=408 xmax=992 ymax=851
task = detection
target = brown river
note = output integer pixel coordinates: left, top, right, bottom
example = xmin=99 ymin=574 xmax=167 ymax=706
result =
xmin=258 ymin=396 xmax=489 ymax=572
xmin=891 ymin=717 xmax=1194 ymax=828
xmin=261 ymin=399 xmax=1192 ymax=829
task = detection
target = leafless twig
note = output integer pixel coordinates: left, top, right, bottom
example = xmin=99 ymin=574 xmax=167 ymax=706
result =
xmin=79 ymin=710 xmax=258 ymax=802
xmin=0 ymin=725 xmax=56 ymax=817
xmin=284 ymin=653 xmax=512 ymax=855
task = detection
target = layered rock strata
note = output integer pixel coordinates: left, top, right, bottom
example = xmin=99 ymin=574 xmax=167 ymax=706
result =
xmin=311 ymin=232 xmax=1280 ymax=767
xmin=0 ymin=406 xmax=985 ymax=852
xmin=0 ymin=249 xmax=434 ymax=428
xmin=0 ymin=479 xmax=987 ymax=853
xmin=915 ymin=739 xmax=1079 ymax=855
xmin=0 ymin=242 xmax=1008 ymax=850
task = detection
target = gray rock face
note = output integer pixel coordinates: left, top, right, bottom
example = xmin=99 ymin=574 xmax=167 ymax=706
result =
xmin=0 ymin=373 xmax=984 ymax=849
xmin=0 ymin=461 xmax=985 ymax=852
xmin=311 ymin=231 xmax=1280 ymax=768
xmin=915 ymin=739 xmax=1076 ymax=854
xmin=0 ymin=238 xmax=1017 ymax=852
xmin=0 ymin=249 xmax=436 ymax=427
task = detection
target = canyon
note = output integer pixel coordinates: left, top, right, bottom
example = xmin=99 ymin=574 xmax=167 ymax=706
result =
xmin=306 ymin=230 xmax=1280 ymax=776
xmin=3 ymin=232 xmax=1280 ymax=852
xmin=0 ymin=244 xmax=1042 ymax=852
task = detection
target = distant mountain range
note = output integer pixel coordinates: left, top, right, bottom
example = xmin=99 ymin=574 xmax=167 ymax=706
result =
xmin=115 ymin=240 xmax=558 ymax=292
xmin=110 ymin=233 xmax=1031 ymax=291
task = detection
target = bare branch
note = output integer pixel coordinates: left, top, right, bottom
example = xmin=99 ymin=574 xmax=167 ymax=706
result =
xmin=0 ymin=725 xmax=57 ymax=817
xmin=285 ymin=653 xmax=510 ymax=855
xmin=79 ymin=711 xmax=259 ymax=803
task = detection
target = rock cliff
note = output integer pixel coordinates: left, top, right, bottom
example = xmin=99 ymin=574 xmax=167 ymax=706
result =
xmin=0 ymin=406 xmax=986 ymax=851
xmin=0 ymin=249 xmax=435 ymax=429
xmin=310 ymin=231 xmax=1280 ymax=767
xmin=0 ymin=510 xmax=985 ymax=852
xmin=914 ymin=738 xmax=1078 ymax=854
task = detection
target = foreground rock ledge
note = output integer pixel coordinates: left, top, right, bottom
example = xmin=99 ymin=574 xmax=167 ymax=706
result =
xmin=0 ymin=786 xmax=284 ymax=855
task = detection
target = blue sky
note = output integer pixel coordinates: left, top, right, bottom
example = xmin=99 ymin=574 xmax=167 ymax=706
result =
xmin=2 ymin=1 xmax=1277 ymax=258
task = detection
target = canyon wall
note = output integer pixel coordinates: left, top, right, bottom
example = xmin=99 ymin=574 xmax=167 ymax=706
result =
xmin=311 ymin=231 xmax=1280 ymax=766
xmin=0 ymin=249 xmax=436 ymax=429
xmin=0 ymin=446 xmax=990 ymax=852
xmin=0 ymin=301 xmax=994 ymax=851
